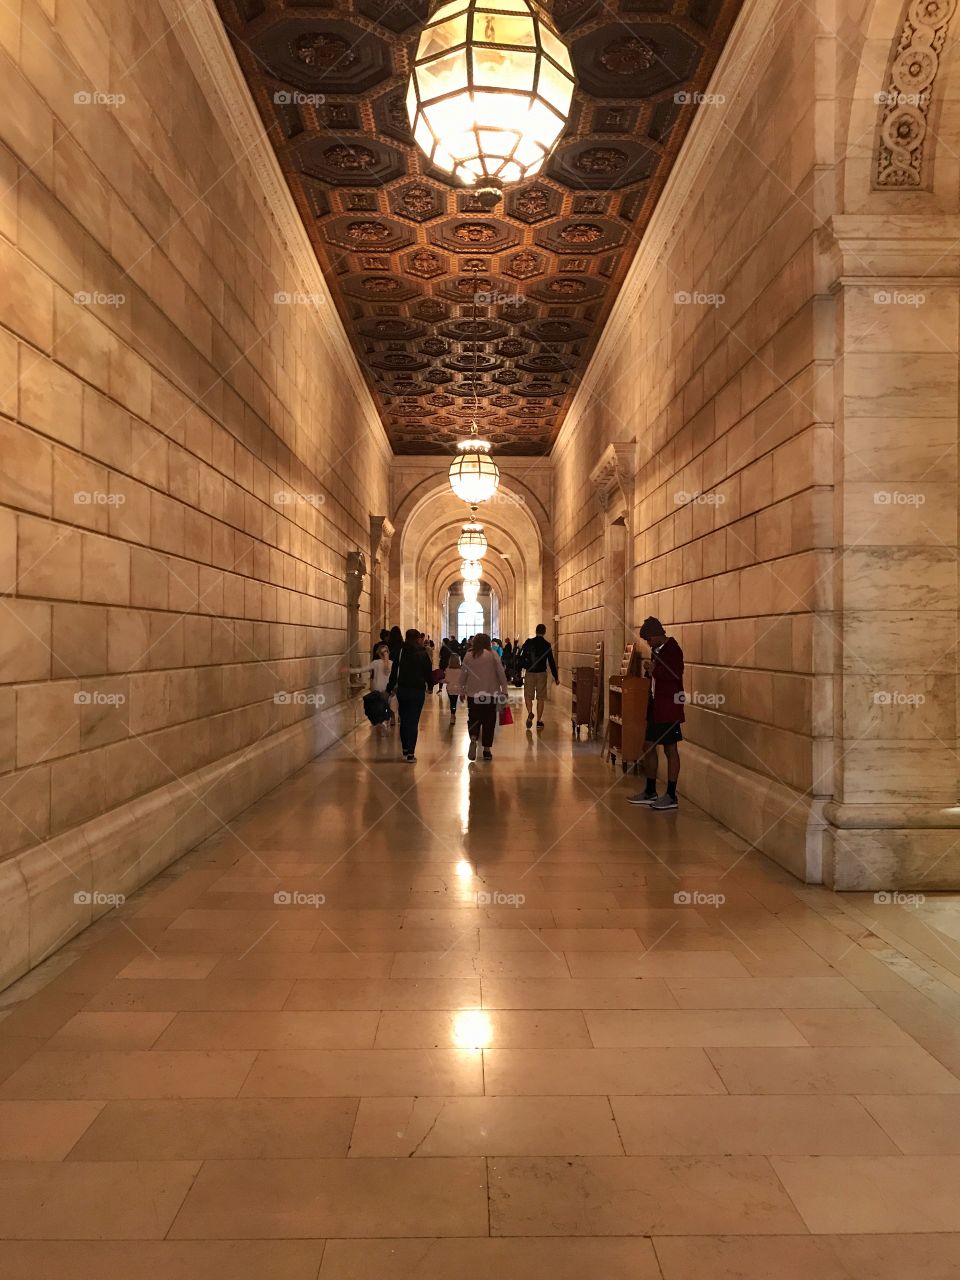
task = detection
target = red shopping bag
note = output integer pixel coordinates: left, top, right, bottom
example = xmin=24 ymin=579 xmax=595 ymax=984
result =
xmin=499 ymin=704 xmax=514 ymax=726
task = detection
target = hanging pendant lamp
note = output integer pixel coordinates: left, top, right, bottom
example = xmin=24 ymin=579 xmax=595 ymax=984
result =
xmin=458 ymin=521 xmax=487 ymax=559
xmin=407 ymin=0 xmax=575 ymax=189
xmin=449 ymin=436 xmax=500 ymax=504
xmin=460 ymin=558 xmax=482 ymax=582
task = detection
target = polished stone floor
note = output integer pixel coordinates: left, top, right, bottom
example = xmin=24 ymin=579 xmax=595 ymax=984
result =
xmin=3 ymin=694 xmax=960 ymax=1277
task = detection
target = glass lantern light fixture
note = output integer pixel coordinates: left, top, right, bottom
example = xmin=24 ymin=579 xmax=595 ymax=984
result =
xmin=461 ymin=580 xmax=480 ymax=604
xmin=457 ymin=521 xmax=488 ymax=559
xmin=406 ymin=0 xmax=575 ymax=192
xmin=460 ymin=558 xmax=483 ymax=583
xmin=449 ymin=437 xmax=500 ymax=504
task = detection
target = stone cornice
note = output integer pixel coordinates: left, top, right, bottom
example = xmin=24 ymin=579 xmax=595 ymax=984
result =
xmin=555 ymin=0 xmax=777 ymax=454
xmin=160 ymin=0 xmax=391 ymax=459
xmin=826 ymin=213 xmax=960 ymax=279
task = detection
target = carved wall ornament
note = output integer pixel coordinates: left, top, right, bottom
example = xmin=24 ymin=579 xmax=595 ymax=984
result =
xmin=324 ymin=143 xmax=377 ymax=171
xmin=875 ymin=0 xmax=957 ymax=187
xmin=560 ymin=222 xmax=604 ymax=243
xmin=574 ymin=147 xmax=627 ymax=175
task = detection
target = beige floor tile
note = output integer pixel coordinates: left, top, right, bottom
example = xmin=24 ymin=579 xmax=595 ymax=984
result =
xmin=479 ymin=929 xmax=644 ymax=952
xmin=0 ymin=1242 xmax=327 ymax=1280
xmin=153 ymin=929 xmax=320 ymax=955
xmin=826 ymin=1233 xmax=960 ymax=1277
xmin=240 ymin=1048 xmax=482 ymax=1096
xmin=611 ymin=1095 xmax=896 ymax=1155
xmin=86 ymin=979 xmax=294 ymax=1012
xmin=387 ymin=952 xmax=482 ymax=979
xmin=566 ymin=950 xmax=750 ymax=978
xmin=154 ymin=1010 xmax=379 ymax=1050
xmin=45 ymin=1012 xmax=176 ymax=1050
xmin=0 ymin=1161 xmax=198 ymax=1238
xmin=348 ymin=1095 xmax=623 ymax=1156
xmin=0 ymin=1101 xmax=103 ymax=1158
xmin=489 ymin=1155 xmax=805 ymax=1235
xmin=170 ymin=1157 xmax=488 ymax=1238
xmin=117 ymin=955 xmax=220 ymax=980
xmin=212 ymin=953 xmax=397 ymax=980
xmin=708 ymin=1046 xmax=960 ymax=1094
xmin=0 ymin=1050 xmax=256 ymax=1099
xmin=585 ymin=1009 xmax=805 ymax=1047
xmin=484 ymin=1047 xmax=724 ymax=1094
xmin=374 ymin=1008 xmax=591 ymax=1048
xmin=286 ymin=977 xmax=481 ymax=1010
xmin=784 ymin=1008 xmax=913 ymax=1046
xmin=858 ymin=1095 xmax=960 ymax=1153
xmin=319 ymin=1237 xmax=661 ymax=1279
xmin=773 ymin=1155 xmax=960 ymax=1232
xmin=68 ymin=1098 xmax=357 ymax=1159
xmin=313 ymin=928 xmax=479 ymax=953
xmin=667 ymin=978 xmax=873 ymax=1008
xmin=481 ymin=977 xmax=676 ymax=1009
xmin=653 ymin=1236 xmax=851 ymax=1279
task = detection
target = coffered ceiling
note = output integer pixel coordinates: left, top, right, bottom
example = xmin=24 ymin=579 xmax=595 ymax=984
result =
xmin=215 ymin=0 xmax=743 ymax=454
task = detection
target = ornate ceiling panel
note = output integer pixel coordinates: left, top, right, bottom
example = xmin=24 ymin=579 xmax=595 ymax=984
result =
xmin=214 ymin=0 xmax=744 ymax=454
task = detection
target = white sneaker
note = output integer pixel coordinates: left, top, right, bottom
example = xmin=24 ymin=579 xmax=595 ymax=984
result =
xmin=467 ymin=737 xmax=478 ymax=761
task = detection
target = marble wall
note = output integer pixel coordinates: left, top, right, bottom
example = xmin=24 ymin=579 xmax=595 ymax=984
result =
xmin=552 ymin=0 xmax=960 ymax=888
xmin=0 ymin=0 xmax=390 ymax=987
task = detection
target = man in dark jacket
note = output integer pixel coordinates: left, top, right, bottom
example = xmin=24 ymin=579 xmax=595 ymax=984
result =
xmin=386 ymin=630 xmax=433 ymax=762
xmin=628 ymin=616 xmax=684 ymax=811
xmin=519 ymin=623 xmax=559 ymax=730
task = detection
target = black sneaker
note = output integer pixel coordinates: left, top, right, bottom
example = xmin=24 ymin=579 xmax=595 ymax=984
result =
xmin=536 ymin=720 xmax=544 ymax=729
xmin=651 ymin=794 xmax=678 ymax=811
xmin=525 ymin=713 xmax=533 ymax=729
xmin=628 ymin=792 xmax=659 ymax=806
xmin=404 ymin=753 xmax=416 ymax=763
xmin=482 ymin=750 xmax=493 ymax=761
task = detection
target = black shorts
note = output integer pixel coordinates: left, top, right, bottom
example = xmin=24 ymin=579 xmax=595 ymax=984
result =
xmin=645 ymin=717 xmax=683 ymax=746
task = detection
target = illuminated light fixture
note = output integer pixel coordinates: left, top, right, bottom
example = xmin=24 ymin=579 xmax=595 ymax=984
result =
xmin=406 ymin=0 xmax=575 ymax=194
xmin=449 ymin=437 xmax=500 ymax=504
xmin=462 ymin=581 xmax=480 ymax=604
xmin=460 ymin=558 xmax=482 ymax=583
xmin=457 ymin=521 xmax=487 ymax=559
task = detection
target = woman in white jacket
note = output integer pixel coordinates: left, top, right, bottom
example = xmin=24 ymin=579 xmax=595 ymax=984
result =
xmin=460 ymin=633 xmax=508 ymax=761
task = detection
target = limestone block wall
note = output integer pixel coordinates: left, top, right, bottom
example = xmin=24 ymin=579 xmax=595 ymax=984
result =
xmin=553 ymin=0 xmax=832 ymax=879
xmin=0 ymin=0 xmax=390 ymax=986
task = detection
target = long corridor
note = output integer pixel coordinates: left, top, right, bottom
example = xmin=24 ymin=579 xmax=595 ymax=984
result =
xmin=2 ymin=700 xmax=960 ymax=1276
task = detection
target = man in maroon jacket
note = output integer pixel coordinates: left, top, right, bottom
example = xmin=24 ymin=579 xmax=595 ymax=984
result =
xmin=628 ymin=616 xmax=684 ymax=811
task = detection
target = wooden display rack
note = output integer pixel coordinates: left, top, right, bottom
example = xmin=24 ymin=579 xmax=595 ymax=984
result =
xmin=607 ymin=643 xmax=650 ymax=772
xmin=571 ymin=640 xmax=603 ymax=738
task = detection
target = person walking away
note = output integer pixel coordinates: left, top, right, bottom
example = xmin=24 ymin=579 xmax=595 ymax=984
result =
xmin=372 ymin=628 xmax=390 ymax=661
xmin=349 ymin=642 xmax=393 ymax=732
xmin=628 ymin=616 xmax=684 ymax=811
xmin=386 ymin=629 xmax=433 ymax=762
xmin=444 ymin=645 xmax=462 ymax=722
xmin=387 ymin=625 xmax=404 ymax=662
xmin=519 ymin=623 xmax=559 ymax=729
xmin=460 ymin=633 xmax=508 ymax=761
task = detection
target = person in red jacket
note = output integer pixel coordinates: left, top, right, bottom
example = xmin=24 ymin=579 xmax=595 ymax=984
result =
xmin=628 ymin=616 xmax=684 ymax=811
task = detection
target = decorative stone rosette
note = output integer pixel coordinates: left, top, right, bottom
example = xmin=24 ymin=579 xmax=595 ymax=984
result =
xmin=876 ymin=0 xmax=957 ymax=187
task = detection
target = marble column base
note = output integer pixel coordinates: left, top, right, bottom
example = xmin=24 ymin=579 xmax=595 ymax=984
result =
xmin=0 ymin=699 xmax=364 ymax=992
